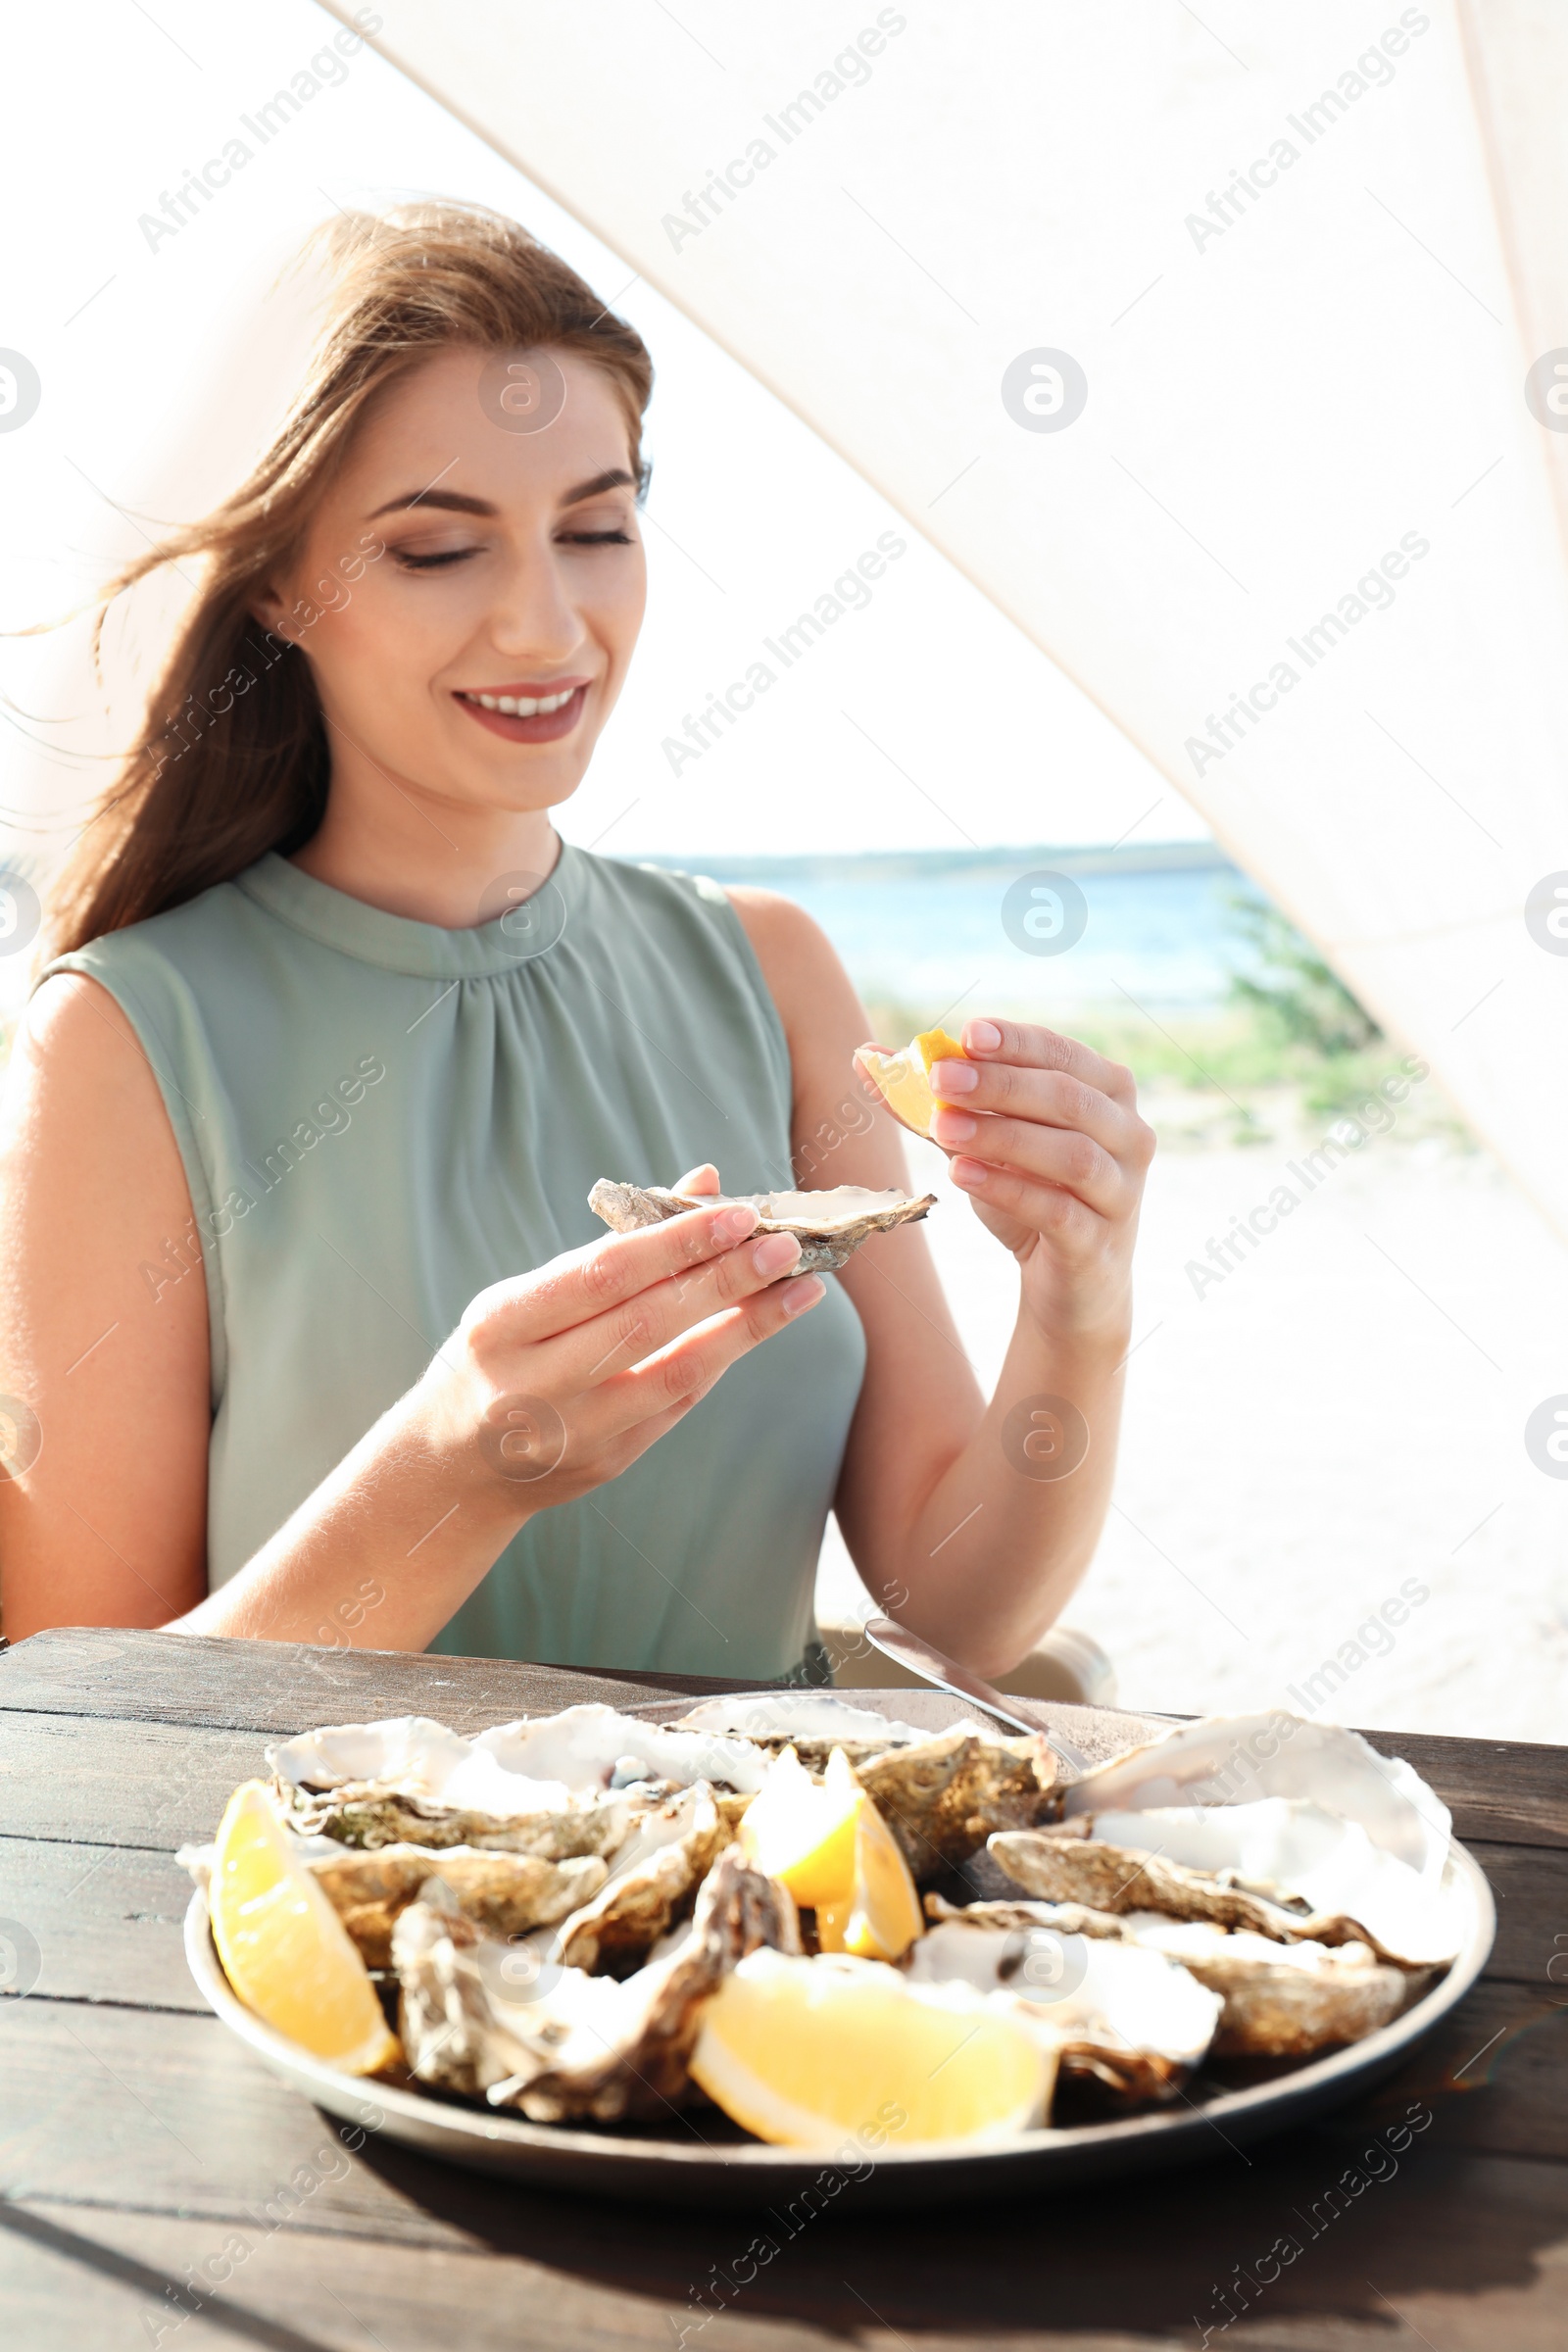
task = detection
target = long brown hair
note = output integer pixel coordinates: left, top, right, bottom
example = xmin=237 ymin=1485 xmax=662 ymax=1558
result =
xmin=49 ymin=202 xmax=654 ymax=955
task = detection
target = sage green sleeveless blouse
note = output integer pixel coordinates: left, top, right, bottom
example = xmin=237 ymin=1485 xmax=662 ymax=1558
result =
xmin=42 ymin=846 xmax=865 ymax=1680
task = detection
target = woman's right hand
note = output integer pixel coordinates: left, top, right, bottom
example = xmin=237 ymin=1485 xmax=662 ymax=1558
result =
xmin=418 ymin=1198 xmax=824 ymax=1526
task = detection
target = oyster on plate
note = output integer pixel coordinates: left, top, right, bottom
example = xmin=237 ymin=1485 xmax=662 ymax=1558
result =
xmin=1116 ymin=1916 xmax=1409 ymax=2057
xmin=991 ymin=1710 xmax=1464 ymax=1972
xmin=268 ymin=1704 xmax=768 ymax=1854
xmin=987 ymin=1816 xmax=1459 ymax=1972
xmin=1060 ymin=1710 xmax=1446 ymax=1876
xmin=922 ymin=1895 xmax=1408 ymax=2059
xmin=394 ymin=1845 xmax=800 ymax=2123
xmin=554 ymin=1783 xmax=735 ymax=1976
xmin=988 ymin=1827 xmax=1337 ymax=1940
xmin=906 ymin=1915 xmax=1223 ymax=2102
xmin=675 ymin=1690 xmax=1059 ymax=1878
xmin=674 ymin=1690 xmax=929 ymax=1774
xmin=308 ymin=1846 xmax=609 ymax=1972
xmin=588 ymin=1178 xmax=936 ymax=1274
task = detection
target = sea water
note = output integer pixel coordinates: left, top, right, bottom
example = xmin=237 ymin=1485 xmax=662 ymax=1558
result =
xmin=639 ymin=845 xmax=1262 ymax=1021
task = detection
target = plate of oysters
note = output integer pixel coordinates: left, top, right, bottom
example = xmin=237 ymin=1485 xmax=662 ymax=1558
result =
xmin=180 ymin=1687 xmax=1492 ymax=2209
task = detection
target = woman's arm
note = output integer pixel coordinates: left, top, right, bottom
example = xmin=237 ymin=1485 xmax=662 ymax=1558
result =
xmin=0 ymin=974 xmax=824 ymax=1646
xmin=0 ymin=975 xmax=212 ymax=1628
xmin=728 ymin=889 xmax=1153 ymax=1678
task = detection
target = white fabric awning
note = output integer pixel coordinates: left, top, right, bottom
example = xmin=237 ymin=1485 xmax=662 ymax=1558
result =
xmin=319 ymin=0 xmax=1568 ymax=1232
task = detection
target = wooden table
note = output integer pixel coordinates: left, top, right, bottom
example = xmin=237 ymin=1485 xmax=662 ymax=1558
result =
xmin=1 ymin=1627 xmax=1564 ymax=2351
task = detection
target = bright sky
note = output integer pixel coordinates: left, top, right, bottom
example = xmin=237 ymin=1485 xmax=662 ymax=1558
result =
xmin=0 ymin=0 xmax=1201 ymax=898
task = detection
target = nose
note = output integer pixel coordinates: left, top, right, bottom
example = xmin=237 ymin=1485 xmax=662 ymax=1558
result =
xmin=487 ymin=537 xmax=586 ymax=667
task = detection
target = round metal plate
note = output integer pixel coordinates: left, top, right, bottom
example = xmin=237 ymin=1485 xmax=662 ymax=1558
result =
xmin=183 ymin=1690 xmax=1495 ymax=2209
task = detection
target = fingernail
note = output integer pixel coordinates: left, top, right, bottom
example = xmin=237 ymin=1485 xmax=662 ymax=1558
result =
xmin=753 ymin=1231 xmax=802 ymax=1277
xmin=932 ymin=1106 xmax=978 ymax=1143
xmin=717 ymin=1204 xmax=760 ymax=1241
xmin=951 ymin=1157 xmax=987 ymax=1189
xmin=933 ymin=1059 xmax=977 ymax=1093
xmin=967 ymin=1020 xmax=1002 ymax=1052
xmin=780 ymin=1274 xmax=825 ymax=1316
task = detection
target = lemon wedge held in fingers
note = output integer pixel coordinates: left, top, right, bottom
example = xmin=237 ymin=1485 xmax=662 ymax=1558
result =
xmin=210 ymin=1781 xmax=399 ymax=2075
xmin=690 ymin=1948 xmax=1054 ymax=2146
xmin=856 ymin=1027 xmax=968 ymax=1140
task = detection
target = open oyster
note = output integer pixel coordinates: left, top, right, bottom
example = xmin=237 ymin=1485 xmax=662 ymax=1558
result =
xmin=311 ymin=1846 xmax=608 ymax=1970
xmin=923 ymin=1895 xmax=1409 ymax=2059
xmin=989 ymin=1827 xmax=1334 ymax=1940
xmin=268 ymin=1704 xmax=768 ymax=1853
xmin=676 ymin=1692 xmax=929 ymax=1748
xmin=1078 ymin=1802 xmax=1461 ymax=1969
xmin=987 ymin=1821 xmax=1458 ymax=1971
xmin=1120 ymin=1917 xmax=1409 ymax=2057
xmin=674 ymin=1690 xmax=929 ymax=1775
xmin=906 ymin=1915 xmax=1223 ymax=2102
xmin=589 ymin=1179 xmax=936 ymax=1273
xmin=393 ymin=1845 xmax=800 ymax=2124
xmin=859 ymin=1727 xmax=1058 ymax=1878
xmin=676 ymin=1691 xmax=1059 ymax=1878
xmin=989 ymin=1704 xmax=1464 ymax=1971
xmin=555 ymin=1783 xmax=735 ymax=1975
xmin=1061 ymin=1711 xmax=1449 ymax=1879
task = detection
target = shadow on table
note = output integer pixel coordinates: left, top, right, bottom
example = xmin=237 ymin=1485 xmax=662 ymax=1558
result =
xmin=0 ymin=2202 xmax=330 ymax=2352
xmin=353 ymin=2098 xmax=1566 ymax=2342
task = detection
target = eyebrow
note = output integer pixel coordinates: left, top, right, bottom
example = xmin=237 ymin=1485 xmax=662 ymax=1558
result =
xmin=368 ymin=468 xmax=637 ymax=521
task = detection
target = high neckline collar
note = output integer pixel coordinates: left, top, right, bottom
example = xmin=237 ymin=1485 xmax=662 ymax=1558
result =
xmin=235 ymin=841 xmax=586 ymax=979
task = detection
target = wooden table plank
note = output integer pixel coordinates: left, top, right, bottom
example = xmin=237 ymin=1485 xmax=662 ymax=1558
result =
xmin=1469 ymin=1840 xmax=1568 ymax=1988
xmin=0 ymin=1627 xmax=742 ymax=1736
xmin=1 ymin=2132 xmax=1565 ymax=2349
xmin=5 ymin=2152 xmax=1563 ymax=2352
xmin=0 ymin=1715 xmax=282 ymax=1852
xmin=0 ymin=1629 xmax=1172 ymax=1777
xmin=0 ymin=1838 xmax=203 ymax=2010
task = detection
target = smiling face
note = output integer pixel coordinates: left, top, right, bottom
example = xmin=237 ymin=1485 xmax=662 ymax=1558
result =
xmin=256 ymin=344 xmax=647 ymax=835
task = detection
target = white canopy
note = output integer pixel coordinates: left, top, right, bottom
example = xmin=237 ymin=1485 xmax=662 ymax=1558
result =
xmin=321 ymin=0 xmax=1568 ymax=1232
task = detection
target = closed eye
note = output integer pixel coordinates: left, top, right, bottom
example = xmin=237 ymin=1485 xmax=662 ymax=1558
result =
xmin=394 ymin=531 xmax=632 ymax=569
xmin=393 ymin=547 xmax=478 ymax=571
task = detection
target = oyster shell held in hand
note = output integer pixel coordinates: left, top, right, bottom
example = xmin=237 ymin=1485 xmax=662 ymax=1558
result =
xmin=589 ymin=1179 xmax=935 ymax=1272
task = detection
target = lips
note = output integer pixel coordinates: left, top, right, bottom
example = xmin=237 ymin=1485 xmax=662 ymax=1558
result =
xmin=454 ymin=682 xmax=589 ymax=744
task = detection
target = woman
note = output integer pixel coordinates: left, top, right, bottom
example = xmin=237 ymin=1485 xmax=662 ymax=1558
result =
xmin=0 ymin=203 xmax=1152 ymax=1683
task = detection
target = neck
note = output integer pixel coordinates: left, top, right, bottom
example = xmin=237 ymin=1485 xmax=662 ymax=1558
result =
xmin=289 ymin=738 xmax=564 ymax=929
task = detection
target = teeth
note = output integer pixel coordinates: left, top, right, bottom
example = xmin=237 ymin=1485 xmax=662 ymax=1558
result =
xmin=465 ymin=687 xmax=577 ymax=716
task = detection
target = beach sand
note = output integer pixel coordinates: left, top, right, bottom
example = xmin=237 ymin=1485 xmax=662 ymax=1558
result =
xmin=816 ymin=1109 xmax=1568 ymax=1743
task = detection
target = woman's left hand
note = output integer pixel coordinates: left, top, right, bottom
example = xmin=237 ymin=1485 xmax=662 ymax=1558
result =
xmin=926 ymin=1017 xmax=1155 ymax=1343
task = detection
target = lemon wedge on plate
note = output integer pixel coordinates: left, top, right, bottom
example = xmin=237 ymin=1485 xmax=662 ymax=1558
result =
xmin=740 ymin=1747 xmax=922 ymax=1962
xmin=738 ymin=1744 xmax=862 ymax=1906
xmin=690 ymin=1948 xmax=1054 ymax=2147
xmin=210 ymin=1780 xmax=399 ymax=2075
xmin=813 ymin=1750 xmax=923 ymax=1964
xmin=855 ymin=1027 xmax=968 ymax=1139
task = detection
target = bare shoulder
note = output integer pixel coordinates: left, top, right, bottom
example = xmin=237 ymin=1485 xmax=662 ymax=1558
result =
xmin=20 ymin=964 xmax=141 ymax=1063
xmin=6 ymin=969 xmax=172 ymax=1149
xmin=0 ymin=970 xmax=197 ymax=1269
xmin=722 ymin=884 xmax=839 ymax=963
